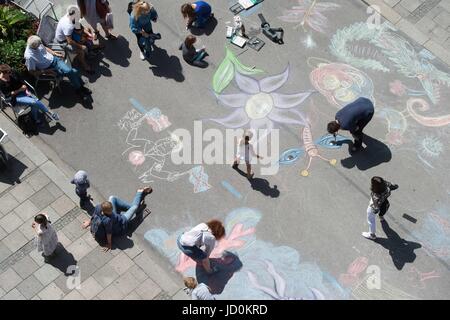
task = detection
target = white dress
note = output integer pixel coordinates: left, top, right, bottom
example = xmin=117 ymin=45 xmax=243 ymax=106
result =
xmin=236 ymin=140 xmax=255 ymax=163
xmin=36 ymin=221 xmax=59 ymax=256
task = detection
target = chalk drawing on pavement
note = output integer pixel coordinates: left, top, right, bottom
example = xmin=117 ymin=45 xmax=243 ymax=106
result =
xmin=309 ymin=60 xmax=374 ymax=108
xmin=407 ymin=267 xmax=440 ymax=289
xmin=144 ymin=207 xmax=349 ymax=299
xmin=221 ymin=181 xmax=243 ymax=199
xmin=406 ymin=98 xmax=450 ymax=127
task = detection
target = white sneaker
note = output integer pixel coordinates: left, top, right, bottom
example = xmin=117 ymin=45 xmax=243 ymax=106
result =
xmin=362 ymin=232 xmax=376 ymax=240
xmin=139 ymin=51 xmax=145 ymax=60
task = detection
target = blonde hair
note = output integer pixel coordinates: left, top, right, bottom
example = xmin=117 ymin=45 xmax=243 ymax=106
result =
xmin=133 ymin=1 xmax=152 ymax=21
xmin=183 ymin=277 xmax=197 ymax=289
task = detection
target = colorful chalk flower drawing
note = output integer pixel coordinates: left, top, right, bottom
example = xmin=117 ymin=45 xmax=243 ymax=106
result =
xmin=144 ymin=208 xmax=349 ymax=299
xmin=309 ymin=61 xmax=374 ymax=108
xmin=389 ymin=80 xmax=428 ymax=98
xmin=330 ymin=22 xmax=450 ymax=104
xmin=412 ymin=207 xmax=450 ymax=261
xmin=210 ymin=66 xmax=313 ymax=134
xmin=375 ymin=107 xmax=409 ymax=146
xmin=417 ymin=135 xmax=444 ymax=169
xmin=278 ymin=0 xmax=340 ymax=34
xmin=213 ymin=47 xmax=264 ymax=94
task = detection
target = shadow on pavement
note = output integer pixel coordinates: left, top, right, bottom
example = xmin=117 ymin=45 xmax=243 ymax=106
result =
xmin=48 ymin=243 xmax=77 ymax=275
xmin=190 ymin=17 xmax=218 ymax=36
xmin=374 ymin=220 xmax=422 ymax=270
xmin=0 ymin=155 xmax=27 ymax=185
xmin=147 ymin=46 xmax=185 ymax=82
xmin=341 ymin=134 xmax=392 ymax=171
xmin=44 ymin=82 xmax=94 ymax=110
xmin=196 ymin=251 xmax=243 ymax=295
xmin=99 ymin=35 xmax=132 ymax=68
xmin=233 ymin=166 xmax=280 ymax=198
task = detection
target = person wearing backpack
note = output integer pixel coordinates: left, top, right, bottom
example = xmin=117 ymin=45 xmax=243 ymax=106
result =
xmin=362 ymin=176 xmax=399 ymax=240
xmin=177 ymin=219 xmax=225 ymax=274
xmin=82 ymin=186 xmax=152 ymax=251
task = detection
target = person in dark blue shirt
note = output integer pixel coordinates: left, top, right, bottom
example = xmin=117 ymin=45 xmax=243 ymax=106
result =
xmin=327 ymin=97 xmax=374 ymax=152
xmin=83 ymin=187 xmax=152 ymax=251
xmin=181 ymin=1 xmax=213 ymax=29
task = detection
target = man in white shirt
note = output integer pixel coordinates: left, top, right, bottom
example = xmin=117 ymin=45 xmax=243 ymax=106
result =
xmin=55 ymin=5 xmax=93 ymax=73
xmin=177 ymin=220 xmax=225 ymax=274
xmin=24 ymin=35 xmax=91 ymax=97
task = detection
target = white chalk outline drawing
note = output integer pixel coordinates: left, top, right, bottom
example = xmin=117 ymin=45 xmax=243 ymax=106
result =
xmin=330 ymin=22 xmax=450 ymax=104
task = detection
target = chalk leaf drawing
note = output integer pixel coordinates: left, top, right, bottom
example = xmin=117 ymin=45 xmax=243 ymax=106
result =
xmin=210 ymin=66 xmax=313 ymax=134
xmin=144 ymin=208 xmax=349 ymax=299
xmin=278 ymin=0 xmax=340 ymax=34
xmin=309 ymin=61 xmax=374 ymax=108
xmin=412 ymin=207 xmax=450 ymax=260
xmin=213 ymin=47 xmax=264 ymax=94
xmin=330 ymin=22 xmax=450 ymax=104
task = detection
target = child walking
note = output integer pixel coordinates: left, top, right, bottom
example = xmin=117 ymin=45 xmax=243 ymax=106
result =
xmin=362 ymin=176 xmax=399 ymax=240
xmin=32 ymin=214 xmax=59 ymax=262
xmin=184 ymin=277 xmax=215 ymax=300
xmin=71 ymin=170 xmax=91 ymax=205
xmin=232 ymin=131 xmax=263 ymax=180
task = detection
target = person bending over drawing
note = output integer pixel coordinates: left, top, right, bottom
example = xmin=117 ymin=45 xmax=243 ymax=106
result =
xmin=82 ymin=187 xmax=152 ymax=251
xmin=177 ymin=220 xmax=225 ymax=274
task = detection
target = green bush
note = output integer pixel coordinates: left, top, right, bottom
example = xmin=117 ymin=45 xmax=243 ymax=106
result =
xmin=0 ymin=4 xmax=38 ymax=72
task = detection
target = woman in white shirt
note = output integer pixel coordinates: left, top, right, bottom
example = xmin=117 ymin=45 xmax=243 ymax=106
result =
xmin=32 ymin=214 xmax=59 ymax=262
xmin=177 ymin=219 xmax=225 ymax=274
xmin=232 ymin=131 xmax=263 ymax=179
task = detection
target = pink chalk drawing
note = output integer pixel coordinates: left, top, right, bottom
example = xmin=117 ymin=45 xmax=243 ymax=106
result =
xmin=390 ymin=80 xmax=406 ymax=97
xmin=339 ymin=257 xmax=369 ymax=287
xmin=175 ymin=222 xmax=256 ymax=273
xmin=300 ymin=123 xmax=337 ymax=177
xmin=309 ymin=61 xmax=374 ymax=109
xmin=406 ymin=98 xmax=450 ymax=127
xmin=278 ymin=0 xmax=340 ymax=34
xmin=128 ymin=150 xmax=145 ymax=166
xmin=188 ymin=166 xmax=212 ymax=193
xmin=247 ymin=260 xmax=325 ymax=300
xmin=407 ymin=267 xmax=440 ymax=289
xmin=146 ymin=114 xmax=171 ymax=132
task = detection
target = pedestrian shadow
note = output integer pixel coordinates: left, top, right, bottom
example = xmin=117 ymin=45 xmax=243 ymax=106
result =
xmin=196 ymin=251 xmax=243 ymax=295
xmin=374 ymin=220 xmax=422 ymax=270
xmin=45 ymin=82 xmax=94 ymax=110
xmin=48 ymin=243 xmax=77 ymax=275
xmin=341 ymin=135 xmax=392 ymax=171
xmin=190 ymin=17 xmax=218 ymax=36
xmin=36 ymin=117 xmax=67 ymax=136
xmin=112 ymin=236 xmax=134 ymax=251
xmin=233 ymin=166 xmax=280 ymax=198
xmin=0 ymin=155 xmax=27 ymax=185
xmin=99 ymin=35 xmax=132 ymax=68
xmin=147 ymin=46 xmax=185 ymax=82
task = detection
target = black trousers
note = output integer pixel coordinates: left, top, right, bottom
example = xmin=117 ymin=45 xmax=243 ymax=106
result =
xmin=351 ymin=112 xmax=374 ymax=148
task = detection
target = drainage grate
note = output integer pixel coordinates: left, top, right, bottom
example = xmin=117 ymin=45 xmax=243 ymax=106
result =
xmin=0 ymin=207 xmax=83 ymax=273
xmin=407 ymin=0 xmax=441 ymax=24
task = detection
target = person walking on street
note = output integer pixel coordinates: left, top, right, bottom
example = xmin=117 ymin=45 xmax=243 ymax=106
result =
xmin=177 ymin=219 xmax=225 ymax=274
xmin=129 ymin=1 xmax=161 ymax=60
xmin=32 ymin=214 xmax=59 ymax=262
xmin=77 ymin=0 xmax=117 ymax=39
xmin=232 ymin=131 xmax=263 ymax=180
xmin=327 ymin=97 xmax=374 ymax=153
xmin=181 ymin=1 xmax=213 ymax=29
xmin=362 ymin=176 xmax=399 ymax=240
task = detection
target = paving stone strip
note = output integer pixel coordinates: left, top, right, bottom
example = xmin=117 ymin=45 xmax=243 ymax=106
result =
xmin=407 ymin=0 xmax=442 ymax=23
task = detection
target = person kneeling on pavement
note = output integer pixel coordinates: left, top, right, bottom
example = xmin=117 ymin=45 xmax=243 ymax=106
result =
xmin=82 ymin=187 xmax=152 ymax=251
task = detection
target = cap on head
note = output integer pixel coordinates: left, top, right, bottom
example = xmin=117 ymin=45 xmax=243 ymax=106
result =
xmin=67 ymin=5 xmax=80 ymax=16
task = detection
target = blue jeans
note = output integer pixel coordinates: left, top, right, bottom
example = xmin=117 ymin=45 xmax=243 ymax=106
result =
xmin=50 ymin=57 xmax=82 ymax=89
xmin=109 ymin=191 xmax=143 ymax=222
xmin=176 ymin=234 xmax=207 ymax=261
xmin=194 ymin=51 xmax=206 ymax=61
xmin=15 ymin=92 xmax=50 ymax=121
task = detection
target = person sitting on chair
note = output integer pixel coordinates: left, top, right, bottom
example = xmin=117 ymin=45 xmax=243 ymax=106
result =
xmin=24 ymin=35 xmax=92 ymax=98
xmin=0 ymin=64 xmax=59 ymax=125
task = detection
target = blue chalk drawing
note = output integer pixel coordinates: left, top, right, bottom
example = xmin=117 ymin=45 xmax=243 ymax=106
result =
xmin=221 ymin=181 xmax=243 ymax=199
xmin=279 ymin=134 xmax=350 ymax=165
xmin=412 ymin=206 xmax=450 ymax=261
xmin=144 ymin=207 xmax=349 ymax=299
xmin=189 ymin=166 xmax=212 ymax=193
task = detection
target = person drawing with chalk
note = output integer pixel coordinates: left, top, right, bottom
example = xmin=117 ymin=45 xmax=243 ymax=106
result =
xmin=327 ymin=97 xmax=374 ymax=153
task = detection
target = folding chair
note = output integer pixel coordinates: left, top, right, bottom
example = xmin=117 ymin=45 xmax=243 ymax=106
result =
xmin=11 ymin=0 xmax=57 ymax=20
